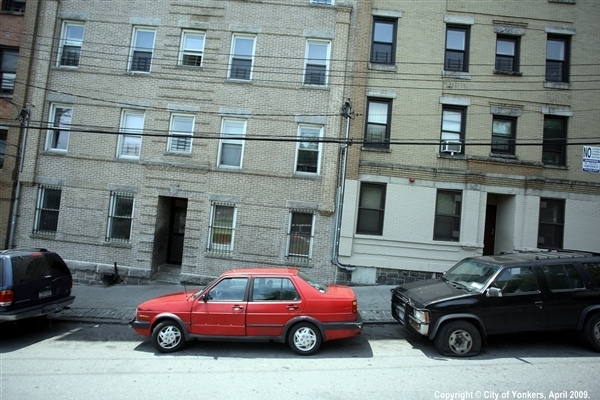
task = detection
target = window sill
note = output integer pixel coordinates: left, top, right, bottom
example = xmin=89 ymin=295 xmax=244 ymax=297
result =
xmin=542 ymin=163 xmax=568 ymax=170
xmin=126 ymin=71 xmax=151 ymax=75
xmin=442 ymin=70 xmax=471 ymax=80
xmin=493 ymin=70 xmax=522 ymax=77
xmin=300 ymin=84 xmax=329 ymax=90
xmin=544 ymin=81 xmax=571 ymax=90
xmin=225 ymin=78 xmax=252 ymax=84
xmin=115 ymin=156 xmax=141 ymax=163
xmin=361 ymin=146 xmax=391 ymax=153
xmin=103 ymin=241 xmax=133 ymax=249
xmin=206 ymin=251 xmax=234 ymax=259
xmin=548 ymin=0 xmax=576 ymax=3
xmin=164 ymin=151 xmax=193 ymax=157
xmin=489 ymin=152 xmax=518 ymax=160
xmin=293 ymin=172 xmax=322 ymax=180
xmin=438 ymin=153 xmax=465 ymax=159
xmin=42 ymin=149 xmax=68 ymax=155
xmin=0 ymin=93 xmax=14 ymax=98
xmin=368 ymin=63 xmax=397 ymax=72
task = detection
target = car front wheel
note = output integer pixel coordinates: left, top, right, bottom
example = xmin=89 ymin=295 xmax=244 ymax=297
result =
xmin=434 ymin=320 xmax=482 ymax=357
xmin=584 ymin=314 xmax=600 ymax=352
xmin=151 ymin=321 xmax=186 ymax=353
xmin=288 ymin=322 xmax=322 ymax=355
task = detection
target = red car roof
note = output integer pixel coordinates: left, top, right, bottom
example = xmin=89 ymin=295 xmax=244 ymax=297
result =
xmin=222 ymin=267 xmax=299 ymax=276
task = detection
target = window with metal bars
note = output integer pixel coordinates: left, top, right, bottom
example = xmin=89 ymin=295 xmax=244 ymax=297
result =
xmin=34 ymin=185 xmax=62 ymax=235
xmin=107 ymin=192 xmax=134 ymax=242
xmin=286 ymin=211 xmax=314 ymax=261
xmin=208 ymin=203 xmax=236 ymax=254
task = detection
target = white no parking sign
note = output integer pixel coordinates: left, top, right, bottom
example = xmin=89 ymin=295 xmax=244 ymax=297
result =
xmin=583 ymin=146 xmax=600 ymax=173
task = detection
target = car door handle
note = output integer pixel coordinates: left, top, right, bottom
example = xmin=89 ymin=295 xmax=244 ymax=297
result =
xmin=287 ymin=305 xmax=299 ymax=310
xmin=534 ymin=301 xmax=543 ymax=308
xmin=232 ymin=305 xmax=244 ymax=311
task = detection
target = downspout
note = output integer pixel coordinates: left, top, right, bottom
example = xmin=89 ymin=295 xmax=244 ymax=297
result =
xmin=332 ymin=100 xmax=355 ymax=271
xmin=8 ymin=107 xmax=30 ymax=248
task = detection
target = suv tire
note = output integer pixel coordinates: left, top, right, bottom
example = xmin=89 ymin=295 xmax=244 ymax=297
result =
xmin=435 ymin=320 xmax=482 ymax=357
xmin=584 ymin=314 xmax=600 ymax=352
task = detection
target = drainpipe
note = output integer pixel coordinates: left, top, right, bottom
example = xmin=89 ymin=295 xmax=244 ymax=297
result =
xmin=8 ymin=106 xmax=30 ymax=248
xmin=332 ymin=99 xmax=355 ymax=271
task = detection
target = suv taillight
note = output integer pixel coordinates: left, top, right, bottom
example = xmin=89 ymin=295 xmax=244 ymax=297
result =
xmin=0 ymin=290 xmax=14 ymax=306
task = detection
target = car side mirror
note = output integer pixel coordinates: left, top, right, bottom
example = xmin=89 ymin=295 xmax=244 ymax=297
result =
xmin=202 ymin=293 xmax=211 ymax=302
xmin=486 ymin=287 xmax=502 ymax=298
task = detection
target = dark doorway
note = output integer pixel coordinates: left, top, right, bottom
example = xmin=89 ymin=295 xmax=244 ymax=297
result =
xmin=483 ymin=204 xmax=497 ymax=256
xmin=167 ymin=198 xmax=188 ymax=265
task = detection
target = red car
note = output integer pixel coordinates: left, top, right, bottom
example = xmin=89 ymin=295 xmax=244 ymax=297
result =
xmin=130 ymin=268 xmax=363 ymax=355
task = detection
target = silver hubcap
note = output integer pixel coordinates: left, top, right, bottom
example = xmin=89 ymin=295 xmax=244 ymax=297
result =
xmin=448 ymin=329 xmax=473 ymax=355
xmin=594 ymin=321 xmax=600 ymax=342
xmin=158 ymin=326 xmax=181 ymax=349
xmin=293 ymin=327 xmax=317 ymax=352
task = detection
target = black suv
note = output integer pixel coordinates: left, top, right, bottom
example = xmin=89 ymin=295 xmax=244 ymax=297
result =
xmin=391 ymin=250 xmax=600 ymax=356
xmin=0 ymin=249 xmax=75 ymax=322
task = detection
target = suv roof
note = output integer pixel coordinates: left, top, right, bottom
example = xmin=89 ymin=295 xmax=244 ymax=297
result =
xmin=470 ymin=249 xmax=600 ymax=266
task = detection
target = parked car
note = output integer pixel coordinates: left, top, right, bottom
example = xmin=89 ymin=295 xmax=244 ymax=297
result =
xmin=130 ymin=268 xmax=363 ymax=355
xmin=0 ymin=249 xmax=75 ymax=322
xmin=391 ymin=250 xmax=600 ymax=357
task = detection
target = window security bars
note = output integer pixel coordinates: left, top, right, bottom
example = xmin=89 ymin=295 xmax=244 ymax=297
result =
xmin=208 ymin=203 xmax=236 ymax=254
xmin=34 ymin=186 xmax=62 ymax=235
xmin=107 ymin=192 xmax=134 ymax=243
xmin=286 ymin=211 xmax=314 ymax=262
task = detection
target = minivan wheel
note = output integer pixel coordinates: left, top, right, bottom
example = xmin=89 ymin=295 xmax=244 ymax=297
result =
xmin=584 ymin=314 xmax=600 ymax=352
xmin=151 ymin=321 xmax=186 ymax=353
xmin=288 ymin=322 xmax=322 ymax=355
xmin=435 ymin=320 xmax=482 ymax=357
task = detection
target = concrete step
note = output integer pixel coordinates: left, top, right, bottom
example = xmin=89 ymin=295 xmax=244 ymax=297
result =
xmin=151 ymin=271 xmax=181 ymax=284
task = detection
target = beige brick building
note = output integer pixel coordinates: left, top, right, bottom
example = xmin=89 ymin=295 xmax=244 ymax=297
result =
xmin=337 ymin=0 xmax=600 ymax=284
xmin=9 ymin=0 xmax=358 ymax=284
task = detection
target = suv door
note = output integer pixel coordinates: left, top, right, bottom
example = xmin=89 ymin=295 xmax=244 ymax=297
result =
xmin=483 ymin=266 xmax=547 ymax=334
xmin=538 ymin=263 xmax=590 ymax=330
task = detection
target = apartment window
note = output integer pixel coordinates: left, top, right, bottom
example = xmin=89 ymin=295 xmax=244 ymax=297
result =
xmin=434 ymin=190 xmax=462 ymax=242
xmin=445 ymin=26 xmax=469 ymax=72
xmin=229 ymin=35 xmax=255 ymax=80
xmin=357 ymin=183 xmax=386 ymax=235
xmin=364 ymin=98 xmax=391 ymax=149
xmin=542 ymin=116 xmax=567 ymax=166
xmin=46 ymin=104 xmax=72 ymax=151
xmin=538 ymin=198 xmax=564 ymax=249
xmin=118 ymin=110 xmax=145 ymax=158
xmin=0 ymin=128 xmax=7 ymax=169
xmin=218 ymin=118 xmax=246 ymax=168
xmin=59 ymin=23 xmax=84 ymax=67
xmin=129 ymin=28 xmax=155 ymax=72
xmin=491 ymin=116 xmax=516 ymax=155
xmin=168 ymin=114 xmax=194 ymax=153
xmin=179 ymin=31 xmax=205 ymax=67
xmin=208 ymin=203 xmax=236 ymax=253
xmin=0 ymin=48 xmax=18 ymax=94
xmin=295 ymin=125 xmax=322 ymax=174
xmin=107 ymin=192 xmax=134 ymax=242
xmin=304 ymin=40 xmax=330 ymax=86
xmin=1 ymin=0 xmax=25 ymax=12
xmin=371 ymin=18 xmax=396 ymax=64
xmin=495 ymin=36 xmax=519 ymax=73
xmin=546 ymin=36 xmax=570 ymax=82
xmin=440 ymin=106 xmax=465 ymax=155
xmin=287 ymin=211 xmax=314 ymax=260
xmin=34 ymin=186 xmax=62 ymax=235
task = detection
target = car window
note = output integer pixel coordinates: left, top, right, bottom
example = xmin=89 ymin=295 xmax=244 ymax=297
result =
xmin=541 ymin=264 xmax=584 ymax=291
xmin=582 ymin=262 xmax=600 ymax=286
xmin=208 ymin=277 xmax=248 ymax=301
xmin=443 ymin=259 xmax=500 ymax=291
xmin=11 ymin=255 xmax=52 ymax=283
xmin=297 ymin=271 xmax=328 ymax=293
xmin=252 ymin=277 xmax=300 ymax=301
xmin=492 ymin=266 xmax=539 ymax=295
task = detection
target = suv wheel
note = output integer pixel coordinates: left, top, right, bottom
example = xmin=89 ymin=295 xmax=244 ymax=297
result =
xmin=584 ymin=314 xmax=600 ymax=352
xmin=288 ymin=322 xmax=322 ymax=355
xmin=435 ymin=320 xmax=482 ymax=357
xmin=151 ymin=321 xmax=186 ymax=353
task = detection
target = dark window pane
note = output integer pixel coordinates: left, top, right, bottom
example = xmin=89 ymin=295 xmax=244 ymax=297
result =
xmin=131 ymin=51 xmax=151 ymax=72
xmin=304 ymin=65 xmax=326 ymax=85
xmin=230 ymin=59 xmax=251 ymax=80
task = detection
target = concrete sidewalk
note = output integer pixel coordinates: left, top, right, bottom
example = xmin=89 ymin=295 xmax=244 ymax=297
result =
xmin=53 ymin=283 xmax=396 ymax=324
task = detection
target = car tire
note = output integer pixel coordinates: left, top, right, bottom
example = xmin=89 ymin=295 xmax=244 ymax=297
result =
xmin=151 ymin=321 xmax=186 ymax=353
xmin=584 ymin=314 xmax=600 ymax=352
xmin=434 ymin=320 xmax=482 ymax=357
xmin=288 ymin=322 xmax=322 ymax=355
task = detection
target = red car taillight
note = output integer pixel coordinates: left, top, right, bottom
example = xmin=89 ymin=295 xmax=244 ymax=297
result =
xmin=352 ymin=300 xmax=357 ymax=313
xmin=0 ymin=290 xmax=15 ymax=306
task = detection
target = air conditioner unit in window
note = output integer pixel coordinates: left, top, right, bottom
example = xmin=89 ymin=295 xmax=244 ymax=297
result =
xmin=440 ymin=140 xmax=462 ymax=155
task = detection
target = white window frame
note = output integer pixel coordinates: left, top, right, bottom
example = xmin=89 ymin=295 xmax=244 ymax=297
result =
xmin=167 ymin=114 xmax=194 ymax=153
xmin=117 ymin=110 xmax=145 ymax=159
xmin=295 ymin=124 xmax=322 ymax=175
xmin=179 ymin=30 xmax=205 ymax=67
xmin=46 ymin=103 xmax=73 ymax=152
xmin=106 ymin=192 xmax=135 ymax=242
xmin=207 ymin=203 xmax=237 ymax=253
xmin=304 ymin=40 xmax=330 ymax=86
xmin=217 ymin=118 xmax=246 ymax=168
xmin=286 ymin=211 xmax=315 ymax=260
xmin=129 ymin=27 xmax=156 ymax=72
xmin=58 ymin=22 xmax=84 ymax=67
xmin=228 ymin=34 xmax=256 ymax=81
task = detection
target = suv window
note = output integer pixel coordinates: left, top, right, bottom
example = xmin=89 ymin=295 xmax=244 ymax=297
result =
xmin=493 ymin=266 xmax=539 ymax=295
xmin=582 ymin=262 xmax=600 ymax=285
xmin=541 ymin=264 xmax=584 ymax=291
xmin=11 ymin=253 xmax=70 ymax=283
